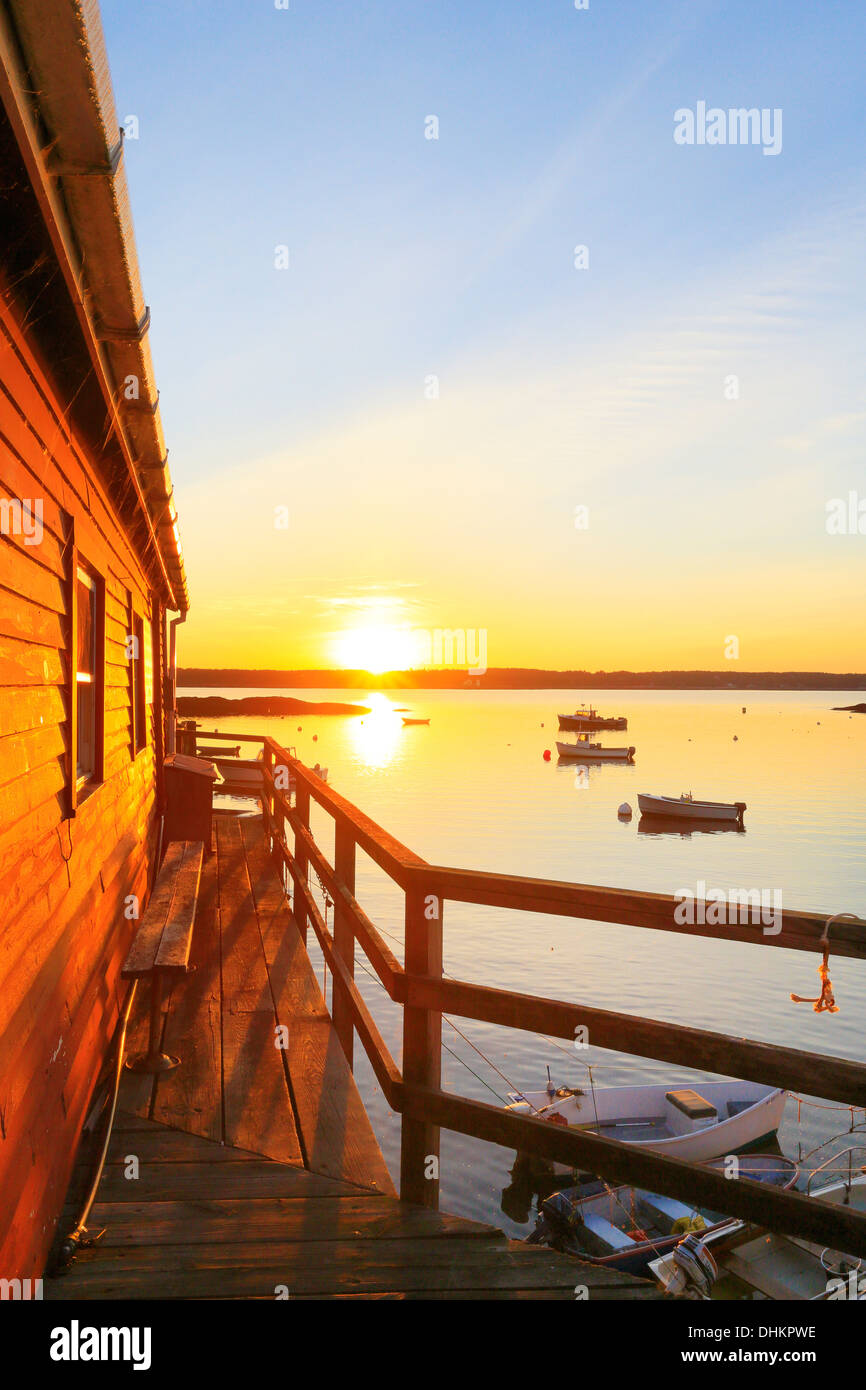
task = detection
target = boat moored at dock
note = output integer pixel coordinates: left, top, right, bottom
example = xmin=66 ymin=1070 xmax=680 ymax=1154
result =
xmin=506 ymin=1080 xmax=785 ymax=1166
xmin=529 ymin=1153 xmax=798 ymax=1277
xmin=651 ymin=1161 xmax=866 ymax=1299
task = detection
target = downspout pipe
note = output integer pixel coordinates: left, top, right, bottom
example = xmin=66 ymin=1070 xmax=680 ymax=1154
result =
xmin=167 ymin=610 xmax=187 ymax=754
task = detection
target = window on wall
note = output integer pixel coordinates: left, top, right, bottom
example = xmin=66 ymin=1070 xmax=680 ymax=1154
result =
xmin=131 ymin=611 xmax=146 ymax=754
xmin=76 ymin=565 xmax=103 ymax=785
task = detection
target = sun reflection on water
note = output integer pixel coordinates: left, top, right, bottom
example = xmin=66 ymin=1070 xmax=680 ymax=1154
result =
xmin=348 ymin=692 xmax=402 ymax=770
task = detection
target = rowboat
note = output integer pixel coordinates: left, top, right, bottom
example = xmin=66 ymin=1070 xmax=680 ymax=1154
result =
xmin=199 ymin=744 xmax=239 ymax=758
xmin=558 ymin=707 xmax=627 ymax=732
xmin=211 ymin=755 xmax=264 ymax=790
xmin=506 ymin=1079 xmax=785 ymax=1166
xmin=528 ymin=1153 xmax=798 ymax=1277
xmin=402 ymin=717 xmax=430 ymax=726
xmin=651 ymin=1156 xmax=866 ymax=1300
xmin=638 ymin=792 xmax=746 ymax=824
xmin=556 ymin=740 xmax=635 ymax=762
xmin=211 ymin=753 xmax=328 ymax=792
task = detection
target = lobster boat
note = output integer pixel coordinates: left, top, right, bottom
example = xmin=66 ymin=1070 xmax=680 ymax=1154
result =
xmin=558 ymin=706 xmax=628 ymax=733
xmin=556 ymin=740 xmax=634 ymax=762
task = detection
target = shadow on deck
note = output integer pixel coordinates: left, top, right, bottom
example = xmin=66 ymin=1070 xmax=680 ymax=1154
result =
xmin=44 ymin=814 xmax=662 ymax=1300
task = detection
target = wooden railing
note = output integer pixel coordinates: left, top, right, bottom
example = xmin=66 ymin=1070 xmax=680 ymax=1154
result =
xmin=197 ymin=727 xmax=866 ymax=1259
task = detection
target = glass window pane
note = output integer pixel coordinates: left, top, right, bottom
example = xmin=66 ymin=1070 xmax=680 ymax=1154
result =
xmin=133 ymin=615 xmax=146 ymax=751
xmin=77 ymin=681 xmax=95 ymax=780
xmin=77 ymin=577 xmax=94 ymax=676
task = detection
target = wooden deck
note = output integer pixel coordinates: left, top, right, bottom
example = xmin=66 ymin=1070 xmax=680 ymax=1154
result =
xmin=44 ymin=813 xmax=662 ymax=1299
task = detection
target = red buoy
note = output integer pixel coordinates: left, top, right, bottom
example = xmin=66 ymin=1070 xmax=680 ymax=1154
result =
xmin=543 ymin=749 xmax=551 ymax=761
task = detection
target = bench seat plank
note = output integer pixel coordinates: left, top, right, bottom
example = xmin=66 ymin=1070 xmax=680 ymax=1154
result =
xmin=122 ymin=841 xmax=203 ymax=979
xmin=157 ymin=842 xmax=204 ymax=972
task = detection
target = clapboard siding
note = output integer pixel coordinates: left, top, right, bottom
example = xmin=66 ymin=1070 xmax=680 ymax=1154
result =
xmin=0 ymin=275 xmax=167 ymax=1277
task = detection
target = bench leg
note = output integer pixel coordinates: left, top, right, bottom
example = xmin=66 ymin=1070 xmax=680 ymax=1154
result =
xmin=125 ymin=971 xmax=181 ymax=1073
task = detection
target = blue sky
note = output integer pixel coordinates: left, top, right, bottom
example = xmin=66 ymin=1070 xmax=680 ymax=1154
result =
xmin=100 ymin=0 xmax=866 ymax=669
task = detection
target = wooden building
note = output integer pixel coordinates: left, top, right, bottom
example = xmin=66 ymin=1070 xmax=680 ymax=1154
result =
xmin=0 ymin=1 xmax=188 ymax=1278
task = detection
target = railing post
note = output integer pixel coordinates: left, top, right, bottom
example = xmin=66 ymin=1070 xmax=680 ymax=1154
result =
xmin=293 ymin=778 xmax=310 ymax=946
xmin=262 ymin=743 xmax=275 ymax=848
xmin=400 ymin=876 xmax=442 ymax=1208
xmin=332 ymin=821 xmax=356 ymax=1067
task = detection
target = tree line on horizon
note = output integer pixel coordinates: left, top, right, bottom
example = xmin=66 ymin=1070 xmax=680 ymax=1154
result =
xmin=176 ymin=667 xmax=866 ymax=690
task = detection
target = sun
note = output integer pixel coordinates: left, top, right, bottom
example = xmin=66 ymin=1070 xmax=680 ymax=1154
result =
xmin=333 ymin=624 xmax=417 ymax=674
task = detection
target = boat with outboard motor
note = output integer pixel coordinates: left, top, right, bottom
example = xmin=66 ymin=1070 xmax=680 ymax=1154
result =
xmin=528 ymin=1153 xmax=798 ymax=1277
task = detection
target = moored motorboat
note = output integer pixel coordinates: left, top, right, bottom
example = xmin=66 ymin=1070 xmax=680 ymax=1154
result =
xmin=558 ymin=706 xmax=627 ymax=732
xmin=638 ymin=792 xmax=746 ymax=824
xmin=528 ymin=1153 xmax=798 ymax=1277
xmin=556 ymin=740 xmax=635 ymax=762
xmin=402 ymin=717 xmax=430 ymax=725
xmin=506 ymin=1079 xmax=785 ymax=1167
xmin=651 ymin=1159 xmax=866 ymax=1300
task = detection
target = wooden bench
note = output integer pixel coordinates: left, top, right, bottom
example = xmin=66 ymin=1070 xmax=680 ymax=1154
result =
xmin=121 ymin=840 xmax=204 ymax=1073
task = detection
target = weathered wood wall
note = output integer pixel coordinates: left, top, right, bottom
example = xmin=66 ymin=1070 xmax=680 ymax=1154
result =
xmin=0 ymin=276 xmax=164 ymax=1277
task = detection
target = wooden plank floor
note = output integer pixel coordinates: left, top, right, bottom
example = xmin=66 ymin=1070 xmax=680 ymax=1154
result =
xmin=44 ymin=813 xmax=662 ymax=1300
xmin=44 ymin=1114 xmax=661 ymax=1299
xmin=118 ymin=813 xmax=393 ymax=1192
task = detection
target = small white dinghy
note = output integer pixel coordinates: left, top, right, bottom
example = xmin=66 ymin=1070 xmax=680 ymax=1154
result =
xmin=638 ymin=792 xmax=746 ymax=825
xmin=211 ymin=752 xmax=266 ymax=790
xmin=212 ymin=751 xmax=328 ymax=793
xmin=506 ymin=1079 xmax=785 ymax=1167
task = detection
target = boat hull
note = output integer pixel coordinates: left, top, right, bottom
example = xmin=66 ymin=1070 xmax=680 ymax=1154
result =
xmin=558 ymin=714 xmax=627 ymax=732
xmin=637 ymin=794 xmax=744 ymax=823
xmin=533 ymin=1155 xmax=797 ymax=1277
xmin=556 ymin=742 xmax=634 ymax=761
xmin=507 ymin=1080 xmax=786 ymax=1167
xmin=672 ymin=1175 xmax=866 ymax=1300
xmin=212 ymin=757 xmax=265 ymax=790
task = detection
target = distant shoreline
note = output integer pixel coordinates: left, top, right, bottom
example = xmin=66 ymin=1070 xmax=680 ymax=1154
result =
xmin=178 ymin=667 xmax=866 ymax=692
xmin=177 ymin=696 xmax=370 ymax=717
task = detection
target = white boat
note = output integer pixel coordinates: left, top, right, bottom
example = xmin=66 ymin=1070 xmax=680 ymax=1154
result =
xmin=651 ymin=1156 xmax=866 ymax=1300
xmin=211 ymin=754 xmax=265 ymax=790
xmin=638 ymin=792 xmax=746 ymax=824
xmin=210 ymin=751 xmax=328 ymax=792
xmin=556 ymin=740 xmax=635 ymax=762
xmin=506 ymin=1079 xmax=785 ymax=1166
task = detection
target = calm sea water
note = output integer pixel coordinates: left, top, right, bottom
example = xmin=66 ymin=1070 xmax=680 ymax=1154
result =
xmin=191 ymin=687 xmax=866 ymax=1233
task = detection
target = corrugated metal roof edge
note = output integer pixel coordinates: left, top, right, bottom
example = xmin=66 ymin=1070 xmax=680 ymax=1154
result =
xmin=2 ymin=0 xmax=190 ymax=611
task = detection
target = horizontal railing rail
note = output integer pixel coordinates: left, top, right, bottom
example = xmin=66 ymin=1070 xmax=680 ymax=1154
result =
xmin=191 ymin=726 xmax=866 ymax=1264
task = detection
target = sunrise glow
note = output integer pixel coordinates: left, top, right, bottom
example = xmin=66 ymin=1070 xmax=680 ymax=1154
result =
xmin=332 ymin=624 xmax=420 ymax=674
